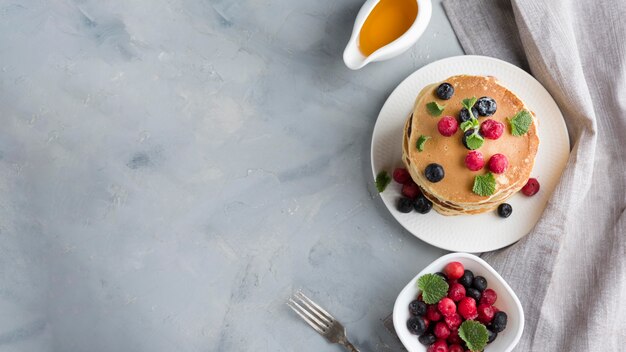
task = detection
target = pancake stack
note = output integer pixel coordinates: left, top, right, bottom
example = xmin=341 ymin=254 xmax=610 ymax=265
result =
xmin=402 ymin=75 xmax=539 ymax=215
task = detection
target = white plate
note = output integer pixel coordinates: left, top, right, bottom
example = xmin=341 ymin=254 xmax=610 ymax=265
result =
xmin=371 ymin=55 xmax=569 ymax=252
xmin=393 ymin=253 xmax=524 ymax=352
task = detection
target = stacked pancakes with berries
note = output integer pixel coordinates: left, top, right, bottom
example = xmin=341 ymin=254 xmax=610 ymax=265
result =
xmin=402 ymin=75 xmax=539 ymax=215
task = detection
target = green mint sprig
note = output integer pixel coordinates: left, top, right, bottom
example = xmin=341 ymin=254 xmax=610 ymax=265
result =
xmin=426 ymin=102 xmax=445 ymax=117
xmin=375 ymin=171 xmax=391 ymax=193
xmin=462 ymin=97 xmax=478 ymax=119
xmin=460 ymin=118 xmax=479 ymax=132
xmin=472 ymin=172 xmax=496 ymax=196
xmin=417 ymin=274 xmax=449 ymax=304
xmin=459 ymin=320 xmax=489 ymax=351
xmin=466 ymin=131 xmax=484 ymax=150
xmin=508 ymin=109 xmax=533 ymax=136
xmin=416 ymin=135 xmax=430 ymax=152
xmin=460 ymin=97 xmax=483 ymax=150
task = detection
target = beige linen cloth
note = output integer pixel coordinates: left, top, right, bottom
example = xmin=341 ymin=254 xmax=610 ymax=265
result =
xmin=439 ymin=0 xmax=626 ymax=350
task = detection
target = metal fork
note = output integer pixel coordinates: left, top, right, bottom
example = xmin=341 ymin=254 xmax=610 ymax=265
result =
xmin=287 ymin=291 xmax=359 ymax=352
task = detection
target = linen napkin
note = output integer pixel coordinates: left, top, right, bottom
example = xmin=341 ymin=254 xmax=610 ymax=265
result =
xmin=440 ymin=0 xmax=626 ymax=350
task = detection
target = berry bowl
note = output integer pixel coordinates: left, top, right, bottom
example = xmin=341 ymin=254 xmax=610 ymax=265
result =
xmin=393 ymin=253 xmax=524 ymax=351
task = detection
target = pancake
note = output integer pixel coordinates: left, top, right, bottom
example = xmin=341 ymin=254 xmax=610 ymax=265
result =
xmin=402 ymin=75 xmax=539 ymax=215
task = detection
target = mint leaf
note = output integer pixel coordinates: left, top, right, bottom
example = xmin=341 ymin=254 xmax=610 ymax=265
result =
xmin=416 ymin=135 xmax=430 ymax=152
xmin=472 ymin=172 xmax=496 ymax=197
xmin=459 ymin=320 xmax=489 ymax=352
xmin=508 ymin=109 xmax=533 ymax=136
xmin=462 ymin=97 xmax=477 ymax=111
xmin=375 ymin=171 xmax=391 ymax=193
xmin=460 ymin=118 xmax=479 ymax=132
xmin=462 ymin=97 xmax=478 ymax=121
xmin=417 ymin=274 xmax=449 ymax=304
xmin=465 ymin=131 xmax=484 ymax=150
xmin=426 ymin=102 xmax=445 ymax=117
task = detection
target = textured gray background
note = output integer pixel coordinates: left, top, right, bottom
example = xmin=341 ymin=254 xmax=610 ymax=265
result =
xmin=0 ymin=0 xmax=463 ymax=351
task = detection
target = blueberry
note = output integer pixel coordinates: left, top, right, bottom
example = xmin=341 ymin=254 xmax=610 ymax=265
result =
xmin=462 ymin=129 xmax=481 ymax=150
xmin=414 ymin=194 xmax=433 ymax=214
xmin=491 ymin=312 xmax=508 ymax=332
xmin=466 ymin=288 xmax=482 ymax=302
xmin=476 ymin=96 xmax=497 ymax=116
xmin=434 ymin=272 xmax=447 ymax=281
xmin=472 ymin=276 xmax=488 ymax=292
xmin=397 ymin=198 xmax=414 ymax=213
xmin=418 ymin=333 xmax=437 ymax=346
xmin=407 ymin=316 xmax=426 ymax=335
xmin=498 ymin=203 xmax=513 ymax=218
xmin=487 ymin=328 xmax=498 ymax=344
xmin=409 ymin=300 xmax=427 ymax=316
xmin=458 ymin=270 xmax=474 ymax=288
xmin=459 ymin=107 xmax=479 ymax=122
xmin=424 ymin=163 xmax=444 ymax=183
xmin=436 ymin=83 xmax=454 ymax=100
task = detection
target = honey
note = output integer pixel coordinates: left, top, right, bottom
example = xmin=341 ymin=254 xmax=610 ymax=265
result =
xmin=358 ymin=0 xmax=418 ymax=56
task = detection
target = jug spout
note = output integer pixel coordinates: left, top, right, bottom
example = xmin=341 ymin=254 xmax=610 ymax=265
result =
xmin=343 ymin=45 xmax=368 ymax=70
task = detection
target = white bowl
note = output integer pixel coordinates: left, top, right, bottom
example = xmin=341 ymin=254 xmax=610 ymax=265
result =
xmin=393 ymin=253 xmax=524 ymax=351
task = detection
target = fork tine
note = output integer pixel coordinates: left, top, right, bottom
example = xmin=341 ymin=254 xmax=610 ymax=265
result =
xmin=287 ymin=299 xmax=326 ymax=334
xmin=296 ymin=291 xmax=334 ymax=321
xmin=293 ymin=292 xmax=332 ymax=324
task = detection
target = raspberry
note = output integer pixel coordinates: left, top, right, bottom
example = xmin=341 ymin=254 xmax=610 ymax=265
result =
xmin=434 ymin=322 xmax=451 ymax=339
xmin=423 ymin=316 xmax=430 ymax=329
xmin=464 ymin=151 xmax=484 ymax=171
xmin=488 ymin=153 xmax=508 ymax=174
xmin=521 ymin=177 xmax=540 ymax=196
xmin=447 ymin=328 xmax=462 ymax=345
xmin=444 ymin=313 xmax=462 ymax=330
xmin=457 ymin=297 xmax=478 ymax=320
xmin=438 ymin=298 xmax=456 ymax=317
xmin=392 ymin=168 xmax=411 ymax=184
xmin=480 ymin=289 xmax=497 ymax=306
xmin=477 ymin=304 xmax=496 ymax=324
xmin=428 ymin=340 xmax=449 ymax=352
xmin=480 ymin=119 xmax=504 ymax=140
xmin=444 ymin=262 xmax=464 ymax=280
xmin=448 ymin=344 xmax=464 ymax=352
xmin=438 ymin=116 xmax=459 ymax=137
xmin=447 ymin=283 xmax=466 ymax=302
xmin=401 ymin=182 xmax=421 ymax=199
xmin=426 ymin=304 xmax=442 ymax=322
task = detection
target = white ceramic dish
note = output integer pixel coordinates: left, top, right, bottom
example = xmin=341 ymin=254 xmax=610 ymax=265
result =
xmin=343 ymin=0 xmax=432 ymax=70
xmin=371 ymin=55 xmax=570 ymax=252
xmin=393 ymin=253 xmax=524 ymax=352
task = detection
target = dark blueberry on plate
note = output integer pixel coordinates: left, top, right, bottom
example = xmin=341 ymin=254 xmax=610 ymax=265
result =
xmin=397 ymin=198 xmax=415 ymax=213
xmin=462 ymin=129 xmax=481 ymax=150
xmin=436 ymin=83 xmax=455 ymax=100
xmin=414 ymin=194 xmax=433 ymax=214
xmin=409 ymin=300 xmax=427 ymax=316
xmin=491 ymin=312 xmax=508 ymax=332
xmin=434 ymin=272 xmax=448 ymax=281
xmin=476 ymin=96 xmax=497 ymax=116
xmin=418 ymin=332 xmax=437 ymax=346
xmin=466 ymin=287 xmax=482 ymax=302
xmin=487 ymin=328 xmax=498 ymax=343
xmin=407 ymin=316 xmax=426 ymax=335
xmin=472 ymin=276 xmax=488 ymax=292
xmin=458 ymin=270 xmax=474 ymax=288
xmin=424 ymin=163 xmax=445 ymax=183
xmin=459 ymin=106 xmax=479 ymax=122
xmin=498 ymin=203 xmax=513 ymax=218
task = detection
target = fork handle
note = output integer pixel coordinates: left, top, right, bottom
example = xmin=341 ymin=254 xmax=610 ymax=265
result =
xmin=339 ymin=338 xmax=359 ymax=352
